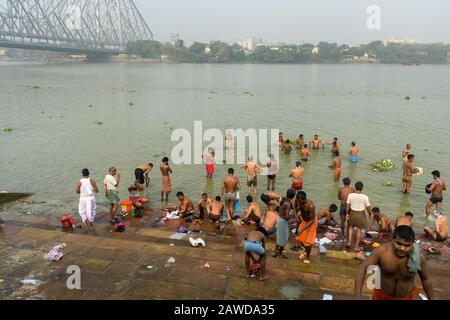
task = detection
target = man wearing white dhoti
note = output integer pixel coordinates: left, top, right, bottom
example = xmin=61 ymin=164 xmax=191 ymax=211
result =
xmin=76 ymin=169 xmax=99 ymax=231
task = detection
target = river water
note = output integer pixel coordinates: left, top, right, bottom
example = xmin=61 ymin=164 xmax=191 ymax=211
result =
xmin=1 ymin=62 xmax=449 ymax=229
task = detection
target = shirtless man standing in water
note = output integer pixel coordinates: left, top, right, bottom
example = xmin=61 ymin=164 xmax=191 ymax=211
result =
xmin=425 ymin=170 xmax=446 ymax=218
xmin=160 ymin=157 xmax=172 ymax=202
xmin=403 ymin=154 xmax=419 ymax=194
xmin=355 ymin=226 xmax=434 ymax=300
xmin=296 ymin=135 xmax=305 ymax=153
xmin=137 ymin=163 xmax=154 ymax=188
xmin=331 ymin=151 xmax=342 ymax=182
xmin=349 ymin=142 xmax=359 ymax=163
xmin=402 ymin=144 xmax=412 ymax=162
xmin=221 ymin=168 xmax=241 ymax=221
xmin=300 ymin=145 xmax=311 ymax=162
xmin=289 ymin=161 xmax=304 ymax=191
xmin=241 ymin=156 xmax=261 ymax=198
xmin=309 ymin=135 xmax=324 ymax=150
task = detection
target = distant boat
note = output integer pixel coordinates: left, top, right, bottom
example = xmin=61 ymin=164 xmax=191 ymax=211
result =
xmin=401 ymin=62 xmax=420 ymax=66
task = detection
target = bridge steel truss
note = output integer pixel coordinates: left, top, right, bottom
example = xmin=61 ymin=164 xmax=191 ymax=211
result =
xmin=0 ymin=0 xmax=153 ymax=54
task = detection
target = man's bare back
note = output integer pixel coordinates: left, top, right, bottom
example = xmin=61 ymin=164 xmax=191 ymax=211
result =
xmin=160 ymin=164 xmax=172 ymax=176
xmin=223 ymin=176 xmax=239 ymax=193
xmin=338 ymin=186 xmax=354 ymax=205
xmin=263 ymin=211 xmax=278 ymax=230
xmin=211 ymin=201 xmax=224 ymax=216
xmin=290 ymin=167 xmax=304 ymax=181
xmin=395 ymin=216 xmax=413 ymax=228
xmin=300 ymin=148 xmax=310 ymax=159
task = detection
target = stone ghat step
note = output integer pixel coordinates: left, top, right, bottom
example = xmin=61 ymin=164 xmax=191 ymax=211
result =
xmin=2 ymin=220 xmax=447 ymax=299
xmin=0 ymin=226 xmax=370 ymax=300
xmin=14 ymin=226 xmax=361 ymax=276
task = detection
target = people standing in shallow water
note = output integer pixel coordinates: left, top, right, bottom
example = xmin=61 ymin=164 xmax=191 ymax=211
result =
xmin=331 ymin=151 xmax=342 ymax=182
xmin=289 ymin=161 xmax=304 ymax=191
xmin=403 ymin=144 xmax=412 ymax=162
xmin=76 ymin=169 xmax=98 ymax=231
xmin=266 ymin=154 xmax=279 ymax=191
xmin=137 ymin=163 xmax=154 ymax=188
xmin=331 ymin=138 xmax=340 ymax=156
xmin=278 ymin=132 xmax=286 ymax=145
xmin=349 ymin=142 xmax=359 ymax=162
xmin=221 ymin=168 xmax=241 ymax=221
xmin=282 ymin=140 xmax=292 ymax=154
xmin=160 ymin=157 xmax=172 ymax=202
xmin=402 ymin=154 xmax=420 ymax=194
xmin=309 ymin=135 xmax=324 ymax=150
xmin=202 ymin=148 xmax=215 ymax=179
xmin=355 ymin=226 xmax=434 ymax=300
xmin=425 ymin=170 xmax=446 ymax=218
xmin=241 ymin=156 xmax=260 ymax=199
xmin=300 ymin=144 xmax=311 ymax=161
xmin=296 ymin=134 xmax=305 ymax=153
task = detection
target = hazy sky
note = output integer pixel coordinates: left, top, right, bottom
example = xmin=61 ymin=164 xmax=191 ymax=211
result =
xmin=134 ymin=0 xmax=450 ymax=45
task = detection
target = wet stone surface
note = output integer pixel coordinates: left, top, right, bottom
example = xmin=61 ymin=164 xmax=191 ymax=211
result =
xmin=0 ymin=207 xmax=449 ymax=300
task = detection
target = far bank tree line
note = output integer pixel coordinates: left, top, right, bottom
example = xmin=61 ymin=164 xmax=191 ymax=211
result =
xmin=126 ymin=40 xmax=450 ymax=64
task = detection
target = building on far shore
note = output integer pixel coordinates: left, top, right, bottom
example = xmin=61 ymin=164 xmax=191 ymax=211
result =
xmin=170 ymin=34 xmax=184 ymax=48
xmin=447 ymin=51 xmax=450 ymax=62
xmin=239 ymin=38 xmax=263 ymax=52
xmin=342 ymin=52 xmax=379 ymax=63
xmin=383 ymin=38 xmax=417 ymax=46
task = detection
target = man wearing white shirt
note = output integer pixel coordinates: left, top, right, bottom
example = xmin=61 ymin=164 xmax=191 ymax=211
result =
xmin=266 ymin=154 xmax=279 ymax=191
xmin=346 ymin=181 xmax=372 ymax=251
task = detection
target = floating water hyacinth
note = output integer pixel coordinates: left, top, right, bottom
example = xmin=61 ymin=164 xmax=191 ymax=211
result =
xmin=404 ymin=96 xmax=411 ymax=101
xmin=3 ymin=128 xmax=13 ymax=132
xmin=244 ymin=91 xmax=254 ymax=96
xmin=95 ymin=121 xmax=103 ymax=125
xmin=371 ymin=159 xmax=396 ymax=172
xmin=129 ymin=102 xmax=134 ymax=106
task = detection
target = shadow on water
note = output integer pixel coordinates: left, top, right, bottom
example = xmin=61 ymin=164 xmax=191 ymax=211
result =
xmin=0 ymin=193 xmax=32 ymax=206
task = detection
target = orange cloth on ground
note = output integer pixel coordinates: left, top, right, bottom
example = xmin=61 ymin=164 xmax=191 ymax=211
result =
xmin=371 ymin=287 xmax=420 ymax=300
xmin=296 ymin=215 xmax=318 ymax=247
xmin=161 ymin=176 xmax=172 ymax=192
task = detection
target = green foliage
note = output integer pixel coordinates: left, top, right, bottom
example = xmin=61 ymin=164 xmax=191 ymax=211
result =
xmin=126 ymin=40 xmax=450 ymax=64
xmin=126 ymin=40 xmax=162 ymax=59
xmin=371 ymin=159 xmax=396 ymax=172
